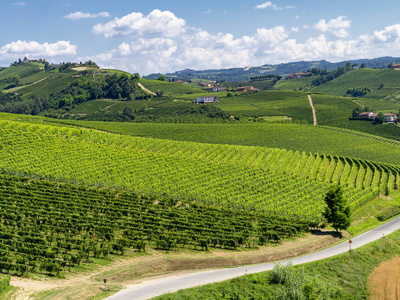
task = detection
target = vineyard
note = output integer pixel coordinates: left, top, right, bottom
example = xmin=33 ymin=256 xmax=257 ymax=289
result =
xmin=0 ymin=120 xmax=398 ymax=219
xmin=0 ymin=174 xmax=310 ymax=276
xmin=47 ymin=119 xmax=400 ymax=165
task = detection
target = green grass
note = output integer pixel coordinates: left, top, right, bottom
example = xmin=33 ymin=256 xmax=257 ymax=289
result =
xmin=313 ymin=68 xmax=400 ymax=99
xmin=215 ymin=90 xmax=312 ymax=121
xmin=18 ymin=73 xmax=76 ymax=97
xmin=311 ymin=94 xmax=400 ymax=141
xmin=275 ymin=76 xmax=315 ymax=91
xmin=140 ymin=79 xmax=203 ymax=95
xmin=348 ymin=191 xmax=400 ymax=234
xmin=356 ymin=98 xmax=400 ymax=113
xmin=154 ymin=230 xmax=400 ymax=300
xmin=67 ymin=99 xmax=119 ymax=114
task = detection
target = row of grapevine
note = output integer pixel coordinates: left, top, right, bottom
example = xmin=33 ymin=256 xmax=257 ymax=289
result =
xmin=0 ymin=174 xmax=310 ymax=275
xmin=0 ymin=120 xmax=397 ymax=219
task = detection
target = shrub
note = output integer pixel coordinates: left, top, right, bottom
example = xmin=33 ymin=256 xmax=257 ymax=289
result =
xmin=0 ymin=275 xmax=10 ymax=294
xmin=377 ymin=206 xmax=400 ymax=221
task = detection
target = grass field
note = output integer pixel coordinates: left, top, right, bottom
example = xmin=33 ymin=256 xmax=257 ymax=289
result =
xmin=313 ymin=68 xmax=400 ymax=99
xmin=215 ymin=90 xmax=312 ymax=121
xmin=154 ymin=230 xmax=400 ymax=300
xmin=275 ymin=76 xmax=315 ymax=91
xmin=140 ymin=79 xmax=203 ymax=95
xmin=311 ymin=94 xmax=400 ymax=140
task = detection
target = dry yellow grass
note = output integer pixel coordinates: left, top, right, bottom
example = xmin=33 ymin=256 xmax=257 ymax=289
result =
xmin=368 ymin=256 xmax=400 ymax=300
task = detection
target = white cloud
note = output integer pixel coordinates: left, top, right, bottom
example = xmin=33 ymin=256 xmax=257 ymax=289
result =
xmin=315 ymin=16 xmax=351 ymax=38
xmin=83 ymin=10 xmax=400 ymax=75
xmin=64 ymin=11 xmax=111 ymax=20
xmin=255 ymin=2 xmax=295 ymax=10
xmin=13 ymin=2 xmax=25 ymax=5
xmin=92 ymin=9 xmax=186 ymax=38
xmin=0 ymin=40 xmax=77 ymax=60
xmin=204 ymin=8 xmax=211 ymax=15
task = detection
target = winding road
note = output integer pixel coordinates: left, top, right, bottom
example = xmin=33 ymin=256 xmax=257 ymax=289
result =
xmin=106 ymin=216 xmax=400 ymax=300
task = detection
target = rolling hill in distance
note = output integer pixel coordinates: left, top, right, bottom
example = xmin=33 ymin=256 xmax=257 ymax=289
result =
xmin=1 ymin=56 xmax=400 ymax=299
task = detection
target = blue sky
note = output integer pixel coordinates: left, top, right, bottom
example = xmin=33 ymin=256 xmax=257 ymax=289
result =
xmin=1 ymin=0 xmax=400 ymax=74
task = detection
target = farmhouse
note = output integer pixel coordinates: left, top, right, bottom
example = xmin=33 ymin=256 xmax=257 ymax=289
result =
xmin=195 ymin=95 xmax=218 ymax=103
xmin=235 ymin=86 xmax=260 ymax=93
xmin=204 ymin=86 xmax=227 ymax=92
xmin=285 ymin=72 xmax=310 ymax=79
xmin=384 ymin=113 xmax=397 ymax=123
xmin=392 ymin=64 xmax=400 ymax=69
xmin=360 ymin=112 xmax=374 ymax=118
xmin=367 ymin=112 xmax=397 ymax=123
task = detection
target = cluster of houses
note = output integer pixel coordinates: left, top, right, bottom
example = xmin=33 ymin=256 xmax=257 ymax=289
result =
xmin=195 ymin=95 xmax=219 ymax=104
xmin=359 ymin=111 xmax=398 ymax=123
xmin=285 ymin=72 xmax=310 ymax=79
xmin=195 ymin=84 xmax=260 ymax=104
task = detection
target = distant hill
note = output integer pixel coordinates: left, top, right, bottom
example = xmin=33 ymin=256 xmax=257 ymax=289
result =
xmin=144 ymin=57 xmax=400 ymax=82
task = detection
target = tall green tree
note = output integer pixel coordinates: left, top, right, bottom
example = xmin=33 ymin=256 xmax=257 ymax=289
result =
xmin=324 ymin=185 xmax=352 ymax=232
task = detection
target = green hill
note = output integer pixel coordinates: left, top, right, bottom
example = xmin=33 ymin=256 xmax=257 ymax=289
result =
xmin=313 ymin=68 xmax=400 ymax=99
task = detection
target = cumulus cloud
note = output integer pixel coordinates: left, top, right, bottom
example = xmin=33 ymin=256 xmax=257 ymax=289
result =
xmin=92 ymin=9 xmax=186 ymax=38
xmin=13 ymin=2 xmax=25 ymax=6
xmin=255 ymin=2 xmax=295 ymax=10
xmin=84 ymin=10 xmax=400 ymax=75
xmin=315 ymin=16 xmax=351 ymax=38
xmin=64 ymin=11 xmax=111 ymax=20
xmin=0 ymin=40 xmax=77 ymax=61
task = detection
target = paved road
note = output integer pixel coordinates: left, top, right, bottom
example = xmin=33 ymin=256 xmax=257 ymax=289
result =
xmin=106 ymin=216 xmax=400 ymax=300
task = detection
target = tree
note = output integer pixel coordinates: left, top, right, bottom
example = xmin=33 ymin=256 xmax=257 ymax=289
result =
xmin=323 ymin=185 xmax=352 ymax=232
xmin=374 ymin=112 xmax=385 ymax=124
xmin=352 ymin=107 xmax=361 ymax=117
xmin=157 ymin=75 xmax=166 ymax=81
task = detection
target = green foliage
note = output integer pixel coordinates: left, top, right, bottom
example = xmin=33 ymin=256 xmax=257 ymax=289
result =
xmin=313 ymin=68 xmax=400 ymax=99
xmin=346 ymin=86 xmax=371 ymax=97
xmin=214 ymin=90 xmax=312 ymax=122
xmin=52 ymin=120 xmax=400 ymax=165
xmin=140 ymin=79 xmax=203 ymax=95
xmin=156 ymin=231 xmax=400 ymax=300
xmin=0 ymin=275 xmax=10 ymax=294
xmin=311 ymin=62 xmax=353 ymax=88
xmin=324 ymin=185 xmax=352 ymax=231
xmin=0 ymin=120 xmax=392 ymax=221
xmin=311 ymin=94 xmax=400 ymax=141
xmin=0 ymin=173 xmax=309 ymax=275
xmin=376 ymin=206 xmax=400 ymax=221
xmin=373 ymin=112 xmax=385 ymax=124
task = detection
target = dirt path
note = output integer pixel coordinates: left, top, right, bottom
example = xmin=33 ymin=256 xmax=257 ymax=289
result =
xmin=7 ymin=77 xmax=47 ymax=93
xmin=138 ymin=83 xmax=157 ymax=96
xmin=8 ymin=231 xmax=342 ymax=299
xmin=382 ymin=89 xmax=400 ymax=101
xmin=308 ymin=94 xmax=317 ymax=126
xmin=104 ymin=103 xmax=118 ymax=110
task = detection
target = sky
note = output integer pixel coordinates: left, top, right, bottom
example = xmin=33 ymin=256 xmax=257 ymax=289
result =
xmin=2 ymin=0 xmax=400 ymax=75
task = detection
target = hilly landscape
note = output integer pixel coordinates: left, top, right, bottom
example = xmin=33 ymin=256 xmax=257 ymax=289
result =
xmin=0 ymin=57 xmax=400 ymax=300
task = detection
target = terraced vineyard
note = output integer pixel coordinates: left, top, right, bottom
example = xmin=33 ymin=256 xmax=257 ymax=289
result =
xmin=0 ymin=120 xmax=398 ymax=222
xmin=0 ymin=174 xmax=312 ymax=275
